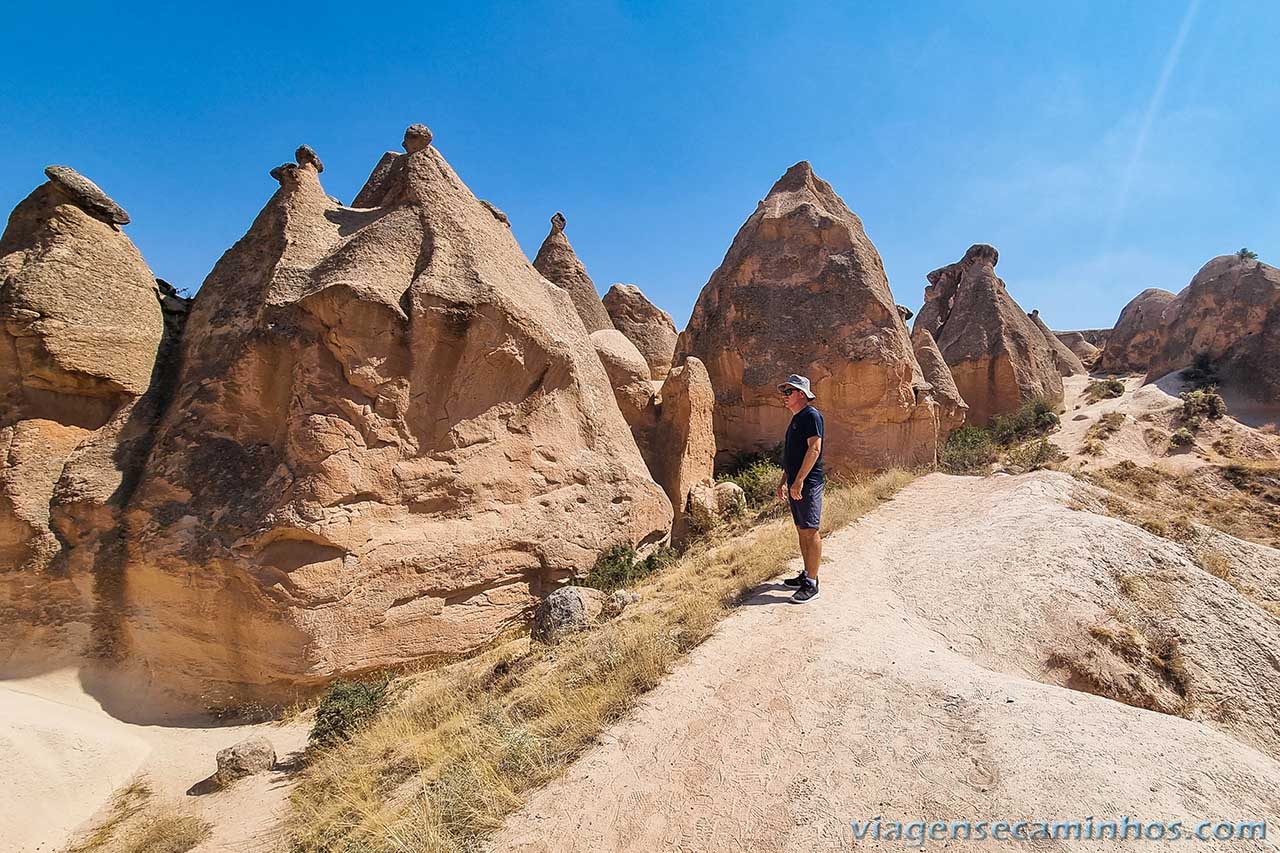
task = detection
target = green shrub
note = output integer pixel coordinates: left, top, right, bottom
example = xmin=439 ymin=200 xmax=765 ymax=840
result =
xmin=1085 ymin=378 xmax=1125 ymax=401
xmin=584 ymin=543 xmax=676 ymax=592
xmin=1170 ymin=428 xmax=1196 ymax=447
xmin=1180 ymin=388 xmax=1227 ymax=422
xmin=1237 ymin=247 xmax=1258 ymax=260
xmin=941 ymin=426 xmax=996 ymax=474
xmin=310 ymin=678 xmax=390 ymax=747
xmin=717 ymin=452 xmax=784 ymax=510
xmin=990 ymin=397 xmax=1060 ymax=445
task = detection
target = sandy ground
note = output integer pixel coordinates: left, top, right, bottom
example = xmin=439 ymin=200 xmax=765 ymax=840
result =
xmin=490 ymin=472 xmax=1280 ymax=852
xmin=0 ymin=667 xmax=307 ymax=852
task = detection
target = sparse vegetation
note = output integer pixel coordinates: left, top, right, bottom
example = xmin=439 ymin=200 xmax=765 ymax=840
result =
xmin=67 ymin=781 xmax=209 ymax=853
xmin=1082 ymin=412 xmax=1126 ymax=455
xmin=1085 ymin=378 xmax=1125 ymax=402
xmin=288 ymin=470 xmax=915 ymax=852
xmin=1078 ymin=460 xmax=1280 ymax=549
xmin=1180 ymin=388 xmax=1227 ymax=423
xmin=309 ymin=678 xmax=391 ymax=748
xmin=1170 ymin=427 xmax=1195 ymax=447
xmin=1002 ymin=437 xmax=1066 ymax=473
xmin=1237 ymin=247 xmax=1258 ymax=260
xmin=990 ymin=396 xmax=1060 ymax=445
xmin=717 ymin=446 xmax=784 ymax=511
xmin=584 ymin=543 xmax=676 ymax=592
xmin=940 ymin=425 xmax=997 ymax=474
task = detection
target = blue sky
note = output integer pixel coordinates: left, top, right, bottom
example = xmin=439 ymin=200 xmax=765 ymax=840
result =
xmin=2 ymin=1 xmax=1276 ymax=330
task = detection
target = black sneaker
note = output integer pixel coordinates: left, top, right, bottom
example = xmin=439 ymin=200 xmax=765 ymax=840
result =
xmin=782 ymin=569 xmax=807 ymax=588
xmin=791 ymin=577 xmax=819 ymax=603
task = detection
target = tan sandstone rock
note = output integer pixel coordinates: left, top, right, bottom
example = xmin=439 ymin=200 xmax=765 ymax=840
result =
xmin=1145 ymin=255 xmax=1280 ymax=400
xmin=914 ymin=244 xmax=1063 ymax=426
xmin=602 ymin=283 xmax=678 ymax=379
xmin=1028 ymin=310 xmax=1086 ymax=377
xmin=910 ymin=328 xmax=967 ymax=435
xmin=0 ymin=167 xmax=168 ymax=663
xmin=117 ymin=130 xmax=671 ymax=705
xmin=532 ymin=213 xmax=614 ymax=333
xmin=1098 ymin=288 xmax=1178 ymax=374
xmin=1055 ymin=331 xmax=1101 ymax=366
xmin=589 ymin=329 xmax=654 ymax=426
xmin=676 ymin=161 xmax=949 ymax=472
xmin=640 ymin=358 xmax=717 ymax=542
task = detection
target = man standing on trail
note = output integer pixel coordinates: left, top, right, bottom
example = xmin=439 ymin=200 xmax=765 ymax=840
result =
xmin=776 ymin=374 xmax=824 ymax=603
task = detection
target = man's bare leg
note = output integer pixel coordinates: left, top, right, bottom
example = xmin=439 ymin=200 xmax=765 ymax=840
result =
xmin=797 ymin=528 xmax=822 ymax=579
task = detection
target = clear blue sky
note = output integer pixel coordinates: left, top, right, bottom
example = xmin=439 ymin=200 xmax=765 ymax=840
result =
xmin=2 ymin=1 xmax=1275 ymax=330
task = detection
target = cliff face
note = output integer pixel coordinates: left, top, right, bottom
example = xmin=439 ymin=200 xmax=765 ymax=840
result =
xmin=1099 ymin=288 xmax=1178 ymax=374
xmin=677 ymin=162 xmax=952 ymax=472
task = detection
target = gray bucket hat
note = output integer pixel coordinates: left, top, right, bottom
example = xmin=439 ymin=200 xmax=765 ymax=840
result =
xmin=776 ymin=374 xmax=815 ymax=399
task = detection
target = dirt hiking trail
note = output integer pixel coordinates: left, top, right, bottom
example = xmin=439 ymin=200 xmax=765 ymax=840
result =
xmin=491 ymin=472 xmax=1280 ymax=852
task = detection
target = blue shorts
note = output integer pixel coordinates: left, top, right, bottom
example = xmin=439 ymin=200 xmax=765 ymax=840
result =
xmin=788 ymin=479 xmax=824 ymax=530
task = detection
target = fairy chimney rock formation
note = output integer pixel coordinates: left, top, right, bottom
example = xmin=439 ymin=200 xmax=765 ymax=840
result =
xmin=603 ymin=283 xmax=679 ymax=379
xmin=532 ymin=213 xmax=614 ymax=333
xmin=1146 ymin=255 xmax=1280 ymax=400
xmin=914 ymin=244 xmax=1063 ymax=425
xmin=1029 ymin=309 xmax=1087 ymax=376
xmin=910 ymin=328 xmax=967 ymax=435
xmin=1098 ymin=288 xmax=1178 ymax=374
xmin=677 ymin=161 xmax=949 ymax=472
xmin=116 ymin=127 xmax=671 ymax=704
xmin=1055 ymin=331 xmax=1101 ymax=365
xmin=1 ymin=166 xmax=167 ymax=661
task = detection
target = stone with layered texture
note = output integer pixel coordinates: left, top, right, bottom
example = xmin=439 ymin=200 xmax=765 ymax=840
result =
xmin=1029 ymin=310 xmax=1086 ymax=377
xmin=677 ymin=161 xmax=948 ymax=472
xmin=532 ymin=213 xmax=614 ymax=333
xmin=1055 ymin=331 xmax=1101 ymax=366
xmin=119 ymin=131 xmax=671 ymax=706
xmin=1098 ymin=288 xmax=1178 ymax=374
xmin=590 ymin=328 xmax=654 ymax=426
xmin=1145 ymin=256 xmax=1280 ymax=401
xmin=910 ymin=328 xmax=967 ymax=435
xmin=639 ymin=357 xmax=716 ymax=542
xmin=0 ymin=169 xmax=168 ymax=659
xmin=603 ymin=283 xmax=678 ymax=379
xmin=914 ymin=244 xmax=1063 ymax=426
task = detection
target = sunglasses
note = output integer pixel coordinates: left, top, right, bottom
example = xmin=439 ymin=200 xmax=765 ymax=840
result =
xmin=780 ymin=388 xmax=796 ymax=396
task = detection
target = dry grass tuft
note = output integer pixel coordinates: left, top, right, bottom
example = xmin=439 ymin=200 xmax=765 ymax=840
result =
xmin=1079 ymin=460 xmax=1280 ymax=548
xmin=288 ymin=470 xmax=915 ymax=852
xmin=67 ymin=780 xmax=209 ymax=853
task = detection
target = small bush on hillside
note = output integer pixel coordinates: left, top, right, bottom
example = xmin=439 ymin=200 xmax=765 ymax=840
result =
xmin=310 ymin=678 xmax=390 ymax=747
xmin=1181 ymin=388 xmax=1227 ymax=423
xmin=1086 ymin=378 xmax=1125 ymax=401
xmin=1179 ymin=353 xmax=1219 ymax=391
xmin=584 ymin=544 xmax=676 ymax=592
xmin=717 ymin=447 xmax=784 ymax=510
xmin=990 ymin=397 xmax=1060 ymax=445
xmin=1003 ymin=438 xmax=1066 ymax=473
xmin=941 ymin=426 xmax=996 ymax=474
xmin=1170 ymin=427 xmax=1196 ymax=447
xmin=1237 ymin=247 xmax=1258 ymax=260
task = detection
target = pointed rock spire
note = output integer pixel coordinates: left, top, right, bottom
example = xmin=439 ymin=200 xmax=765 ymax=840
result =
xmin=532 ymin=212 xmax=615 ymax=333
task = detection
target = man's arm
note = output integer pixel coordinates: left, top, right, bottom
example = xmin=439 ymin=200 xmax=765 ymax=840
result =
xmin=788 ymin=436 xmax=822 ymax=500
xmin=776 ymin=467 xmax=789 ymax=501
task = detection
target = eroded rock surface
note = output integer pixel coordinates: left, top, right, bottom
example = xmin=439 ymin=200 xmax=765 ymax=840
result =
xmin=1146 ymin=255 xmax=1280 ymax=400
xmin=603 ymin=283 xmax=678 ymax=379
xmin=1098 ymin=288 xmax=1178 ymax=374
xmin=119 ymin=130 xmax=671 ymax=704
xmin=532 ymin=213 xmax=614 ymax=333
xmin=1055 ymin=331 xmax=1101 ymax=366
xmin=1029 ymin=310 xmax=1086 ymax=377
xmin=677 ymin=162 xmax=949 ymax=471
xmin=0 ymin=167 xmax=170 ymax=663
xmin=914 ymin=244 xmax=1063 ymax=425
xmin=910 ymin=328 xmax=967 ymax=435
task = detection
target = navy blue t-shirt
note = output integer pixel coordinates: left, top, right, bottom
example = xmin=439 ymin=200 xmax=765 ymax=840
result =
xmin=783 ymin=405 xmax=824 ymax=486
